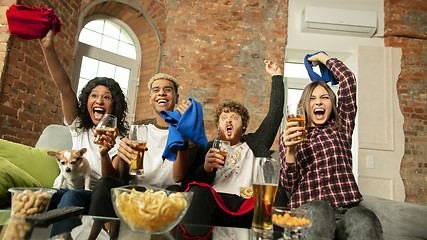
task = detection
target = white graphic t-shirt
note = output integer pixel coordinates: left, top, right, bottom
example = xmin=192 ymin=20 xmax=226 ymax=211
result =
xmin=212 ymin=142 xmax=254 ymax=195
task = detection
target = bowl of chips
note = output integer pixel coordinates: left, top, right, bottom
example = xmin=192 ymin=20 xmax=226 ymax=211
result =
xmin=9 ymin=187 xmax=56 ymax=218
xmin=111 ymin=185 xmax=193 ymax=234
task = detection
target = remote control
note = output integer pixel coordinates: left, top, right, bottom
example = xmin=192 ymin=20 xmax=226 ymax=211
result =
xmin=25 ymin=206 xmax=85 ymax=226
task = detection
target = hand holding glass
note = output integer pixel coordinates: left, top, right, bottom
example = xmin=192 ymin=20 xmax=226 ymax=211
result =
xmin=128 ymin=125 xmax=148 ymax=175
xmin=286 ymin=104 xmax=307 ymax=142
xmin=251 ymin=157 xmax=280 ymax=235
xmin=94 ymin=114 xmax=117 ymax=146
xmin=212 ymin=139 xmax=230 ymax=166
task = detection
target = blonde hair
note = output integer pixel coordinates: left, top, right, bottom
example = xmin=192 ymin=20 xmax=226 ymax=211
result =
xmin=147 ymin=73 xmax=179 ymax=93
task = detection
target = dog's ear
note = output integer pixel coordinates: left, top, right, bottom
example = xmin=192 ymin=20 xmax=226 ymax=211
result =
xmin=77 ymin=148 xmax=87 ymax=156
xmin=47 ymin=151 xmax=60 ymax=160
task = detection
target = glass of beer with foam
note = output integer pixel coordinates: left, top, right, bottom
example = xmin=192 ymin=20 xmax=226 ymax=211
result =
xmin=94 ymin=114 xmax=118 ymax=146
xmin=251 ymin=157 xmax=280 ymax=235
xmin=128 ymin=125 xmax=148 ymax=175
xmin=286 ymin=103 xmax=307 ymax=141
xmin=212 ymin=139 xmax=230 ymax=166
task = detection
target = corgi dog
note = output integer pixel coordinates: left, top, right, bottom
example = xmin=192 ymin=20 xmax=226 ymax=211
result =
xmin=48 ymin=148 xmax=92 ymax=190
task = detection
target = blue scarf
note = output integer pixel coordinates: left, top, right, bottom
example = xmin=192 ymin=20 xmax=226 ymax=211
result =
xmin=160 ymin=97 xmax=208 ymax=161
xmin=304 ymin=51 xmax=338 ymax=85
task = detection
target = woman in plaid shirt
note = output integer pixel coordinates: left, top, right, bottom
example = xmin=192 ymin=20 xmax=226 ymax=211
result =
xmin=278 ymin=52 xmax=382 ymax=240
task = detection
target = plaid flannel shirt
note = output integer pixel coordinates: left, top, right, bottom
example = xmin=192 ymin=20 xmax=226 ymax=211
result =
xmin=279 ymin=58 xmax=363 ymax=209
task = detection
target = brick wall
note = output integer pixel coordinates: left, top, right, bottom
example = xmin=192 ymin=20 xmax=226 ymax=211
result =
xmin=73 ymin=0 xmax=288 ymax=145
xmin=384 ymin=0 xmax=427 ymax=205
xmin=159 ymin=0 xmax=287 ymax=143
xmin=0 ymin=0 xmax=287 ymax=147
xmin=0 ymin=0 xmax=79 ymax=146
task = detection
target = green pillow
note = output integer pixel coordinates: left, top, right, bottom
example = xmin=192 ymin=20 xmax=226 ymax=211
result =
xmin=0 ymin=156 xmax=42 ymax=208
xmin=0 ymin=209 xmax=11 ymax=225
xmin=0 ymin=139 xmax=59 ymax=188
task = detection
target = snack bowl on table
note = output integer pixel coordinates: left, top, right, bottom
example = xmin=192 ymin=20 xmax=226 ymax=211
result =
xmin=272 ymin=206 xmax=312 ymax=239
xmin=9 ymin=187 xmax=57 ymax=219
xmin=111 ymin=185 xmax=193 ymax=234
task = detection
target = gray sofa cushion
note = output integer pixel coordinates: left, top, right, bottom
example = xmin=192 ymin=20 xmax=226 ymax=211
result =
xmin=35 ymin=124 xmax=72 ymax=150
xmin=360 ymin=195 xmax=427 ymax=240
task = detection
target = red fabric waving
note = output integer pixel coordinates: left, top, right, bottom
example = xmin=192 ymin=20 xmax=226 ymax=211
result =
xmin=6 ymin=4 xmax=62 ymax=40
xmin=184 ymin=182 xmax=254 ymax=215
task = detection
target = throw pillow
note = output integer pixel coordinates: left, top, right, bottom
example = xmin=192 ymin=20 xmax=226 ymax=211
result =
xmin=0 ymin=139 xmax=59 ymax=188
xmin=0 ymin=156 xmax=42 ymax=208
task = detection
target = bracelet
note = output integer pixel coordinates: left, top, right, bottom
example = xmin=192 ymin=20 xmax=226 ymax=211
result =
xmin=178 ymin=141 xmax=189 ymax=151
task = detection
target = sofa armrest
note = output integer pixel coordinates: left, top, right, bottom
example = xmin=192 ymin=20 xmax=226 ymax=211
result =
xmin=360 ymin=195 xmax=427 ymax=240
xmin=36 ymin=124 xmax=72 ymax=150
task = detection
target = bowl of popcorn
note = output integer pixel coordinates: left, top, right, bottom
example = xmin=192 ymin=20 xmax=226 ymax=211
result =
xmin=9 ymin=187 xmax=56 ymax=219
xmin=111 ymin=186 xmax=193 ymax=234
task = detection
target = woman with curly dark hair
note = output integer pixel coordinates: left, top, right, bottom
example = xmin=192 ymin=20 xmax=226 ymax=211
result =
xmin=39 ymin=24 xmax=128 ymax=238
xmin=77 ymin=77 xmax=128 ymax=136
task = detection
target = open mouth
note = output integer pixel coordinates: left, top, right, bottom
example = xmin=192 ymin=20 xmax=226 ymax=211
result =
xmin=226 ymin=125 xmax=233 ymax=135
xmin=93 ymin=107 xmax=106 ymax=121
xmin=314 ymin=108 xmax=325 ymax=120
xmin=157 ymin=99 xmax=168 ymax=106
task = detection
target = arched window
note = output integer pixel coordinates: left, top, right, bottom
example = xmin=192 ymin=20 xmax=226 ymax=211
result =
xmin=72 ymin=15 xmax=140 ymax=122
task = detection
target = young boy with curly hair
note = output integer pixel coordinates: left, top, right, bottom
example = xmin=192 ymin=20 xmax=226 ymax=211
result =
xmin=181 ymin=60 xmax=284 ymax=236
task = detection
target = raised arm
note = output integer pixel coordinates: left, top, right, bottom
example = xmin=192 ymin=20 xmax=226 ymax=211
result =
xmin=249 ymin=60 xmax=284 ymax=150
xmin=307 ymin=52 xmax=331 ymax=66
xmin=39 ymin=25 xmax=78 ymax=125
xmin=325 ymin=56 xmax=357 ymax=139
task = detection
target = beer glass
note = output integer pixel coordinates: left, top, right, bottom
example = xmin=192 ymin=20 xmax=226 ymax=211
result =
xmin=128 ymin=125 xmax=148 ymax=175
xmin=286 ymin=104 xmax=307 ymax=142
xmin=251 ymin=157 xmax=280 ymax=234
xmin=212 ymin=139 xmax=230 ymax=166
xmin=94 ymin=114 xmax=117 ymax=146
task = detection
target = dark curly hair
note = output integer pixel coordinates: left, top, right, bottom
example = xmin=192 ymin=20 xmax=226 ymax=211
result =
xmin=77 ymin=77 xmax=128 ymax=137
xmin=214 ymin=99 xmax=250 ymax=133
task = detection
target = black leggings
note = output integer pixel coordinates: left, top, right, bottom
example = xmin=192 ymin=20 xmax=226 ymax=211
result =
xmin=88 ymin=176 xmax=125 ymax=219
xmin=181 ymin=184 xmax=289 ymax=228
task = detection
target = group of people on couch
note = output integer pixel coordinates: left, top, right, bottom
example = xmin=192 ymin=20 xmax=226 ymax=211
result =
xmin=36 ymin=24 xmax=382 ymax=240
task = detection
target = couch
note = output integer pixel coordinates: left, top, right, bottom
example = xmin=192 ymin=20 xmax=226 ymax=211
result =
xmin=0 ymin=124 xmax=71 ymax=208
xmin=359 ymin=195 xmax=427 ymax=240
xmin=1 ymin=125 xmax=427 ymax=240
